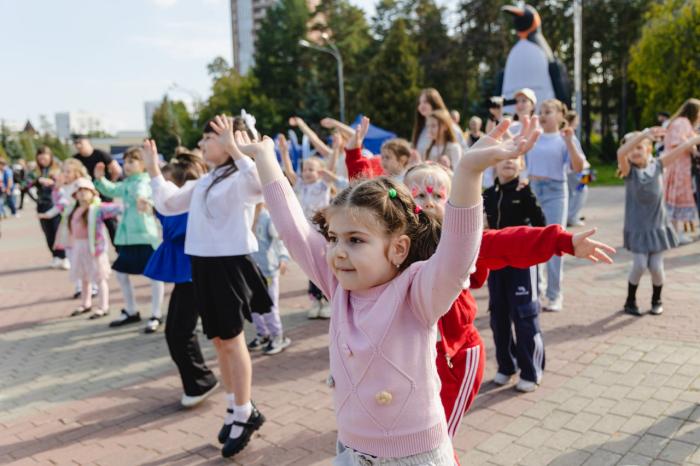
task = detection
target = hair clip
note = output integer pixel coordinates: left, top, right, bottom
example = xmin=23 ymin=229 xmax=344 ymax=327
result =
xmin=388 ymin=188 xmax=397 ymax=199
xmin=414 ymin=205 xmax=422 ymax=214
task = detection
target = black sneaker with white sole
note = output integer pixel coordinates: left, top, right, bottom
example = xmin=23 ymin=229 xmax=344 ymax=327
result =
xmin=263 ymin=335 xmax=291 ymax=355
xmin=247 ymin=335 xmax=270 ymax=351
xmin=109 ymin=310 xmax=141 ymax=327
xmin=221 ymin=404 xmax=265 ymax=458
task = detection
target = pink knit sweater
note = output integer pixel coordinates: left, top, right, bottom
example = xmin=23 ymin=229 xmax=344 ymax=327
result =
xmin=264 ymin=179 xmax=482 ymax=457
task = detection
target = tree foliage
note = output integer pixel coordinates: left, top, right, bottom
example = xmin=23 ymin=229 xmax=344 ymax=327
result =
xmin=149 ymin=97 xmax=199 ymax=159
xmin=629 ymin=0 xmax=700 ymax=124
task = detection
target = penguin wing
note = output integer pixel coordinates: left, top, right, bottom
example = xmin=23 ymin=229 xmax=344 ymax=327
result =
xmin=549 ymin=60 xmax=571 ymax=108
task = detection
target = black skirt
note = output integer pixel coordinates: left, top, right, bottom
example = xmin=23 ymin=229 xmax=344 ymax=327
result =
xmin=112 ymin=244 xmax=155 ymax=275
xmin=190 ymin=255 xmax=273 ymax=340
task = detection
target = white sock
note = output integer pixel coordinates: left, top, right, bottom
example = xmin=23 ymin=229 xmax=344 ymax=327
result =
xmin=229 ymin=401 xmax=253 ymax=439
xmin=150 ymin=280 xmax=164 ymax=319
xmin=224 ymin=393 xmax=236 ymax=424
xmin=116 ymin=272 xmax=137 ymax=314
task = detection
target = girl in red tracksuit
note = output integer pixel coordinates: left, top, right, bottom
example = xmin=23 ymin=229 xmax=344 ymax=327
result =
xmin=346 ymin=130 xmax=615 ymax=444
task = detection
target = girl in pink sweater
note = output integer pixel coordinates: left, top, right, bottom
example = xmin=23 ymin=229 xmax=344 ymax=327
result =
xmin=236 ymin=119 xmax=540 ymax=464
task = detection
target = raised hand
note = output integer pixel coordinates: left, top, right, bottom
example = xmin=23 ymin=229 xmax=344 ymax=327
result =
xmin=644 ymin=126 xmax=666 ymax=141
xmin=289 ymin=116 xmax=299 ymax=127
xmin=234 ymin=130 xmax=275 ymax=159
xmin=331 ymin=132 xmax=344 ymax=150
xmin=346 ymin=116 xmax=369 ymax=150
xmin=320 ymin=117 xmax=336 ymax=129
xmin=572 ymin=228 xmax=616 ymax=264
xmin=209 ymin=114 xmax=245 ymax=160
xmin=561 ymin=126 xmax=574 ymax=143
xmin=94 ymin=162 xmax=106 ymax=180
xmin=277 ymin=133 xmax=289 ymax=155
xmin=142 ymin=139 xmax=160 ymax=177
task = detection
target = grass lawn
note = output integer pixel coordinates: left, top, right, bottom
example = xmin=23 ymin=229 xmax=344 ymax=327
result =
xmin=591 ymin=162 xmax=623 ymax=186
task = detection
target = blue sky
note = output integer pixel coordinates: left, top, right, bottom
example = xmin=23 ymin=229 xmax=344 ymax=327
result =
xmin=0 ymin=0 xmax=448 ymax=133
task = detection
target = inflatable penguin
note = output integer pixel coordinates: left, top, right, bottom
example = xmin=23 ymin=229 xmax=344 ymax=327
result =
xmin=498 ymin=4 xmax=571 ymax=112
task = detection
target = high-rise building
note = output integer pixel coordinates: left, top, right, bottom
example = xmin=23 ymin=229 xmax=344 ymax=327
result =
xmin=230 ymin=0 xmax=319 ymax=74
xmin=54 ymin=112 xmax=103 ymax=141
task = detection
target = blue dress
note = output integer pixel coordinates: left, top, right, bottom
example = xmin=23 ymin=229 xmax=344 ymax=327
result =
xmin=144 ymin=213 xmax=191 ymax=283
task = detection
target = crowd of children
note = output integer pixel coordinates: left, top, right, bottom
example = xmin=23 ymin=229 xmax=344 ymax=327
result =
xmin=9 ymin=85 xmax=699 ymax=463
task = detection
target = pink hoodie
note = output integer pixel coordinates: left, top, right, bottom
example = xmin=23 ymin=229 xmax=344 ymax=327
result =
xmin=264 ymin=179 xmax=482 ymax=457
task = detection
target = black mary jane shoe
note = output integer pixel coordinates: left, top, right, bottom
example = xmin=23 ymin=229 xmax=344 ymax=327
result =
xmin=218 ymin=408 xmax=234 ymax=444
xmin=221 ymin=405 xmax=265 ymax=458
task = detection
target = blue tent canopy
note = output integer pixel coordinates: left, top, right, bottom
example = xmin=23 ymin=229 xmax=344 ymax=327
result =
xmin=349 ymin=115 xmax=397 ymax=155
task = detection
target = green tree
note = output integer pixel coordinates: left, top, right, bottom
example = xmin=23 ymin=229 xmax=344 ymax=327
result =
xmin=629 ymin=0 xmax=700 ymax=124
xmin=253 ymin=0 xmax=311 ymax=126
xmin=358 ymin=18 xmax=421 ymax=137
xmin=149 ymin=97 xmax=198 ymax=159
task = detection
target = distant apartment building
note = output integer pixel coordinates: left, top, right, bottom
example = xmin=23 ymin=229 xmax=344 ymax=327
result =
xmin=230 ymin=0 xmax=319 ymax=74
xmin=54 ymin=111 xmax=103 ymax=140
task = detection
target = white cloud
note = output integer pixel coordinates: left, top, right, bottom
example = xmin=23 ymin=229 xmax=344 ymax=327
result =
xmin=150 ymin=0 xmax=178 ymax=7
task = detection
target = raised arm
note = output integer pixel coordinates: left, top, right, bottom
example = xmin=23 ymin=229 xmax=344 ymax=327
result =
xmin=143 ymin=139 xmax=195 ymax=215
xmin=617 ymin=127 xmax=664 ymax=177
xmin=321 ymin=117 xmax=356 ymax=140
xmin=660 ymin=134 xmax=700 ymax=169
xmin=562 ymin=127 xmax=586 ymax=173
xmin=277 ymin=133 xmax=297 ymax=186
xmin=411 ymin=118 xmax=542 ymax=325
xmin=234 ymin=131 xmax=336 ymax=298
xmin=290 ymin=116 xmax=332 ymax=158
xmin=93 ymin=164 xmax=126 ymax=199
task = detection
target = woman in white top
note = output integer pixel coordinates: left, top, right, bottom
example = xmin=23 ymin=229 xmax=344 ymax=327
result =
xmin=412 ymin=88 xmax=467 ymax=155
xmin=423 ymin=109 xmax=462 ymax=169
xmin=144 ymin=115 xmax=271 ymax=459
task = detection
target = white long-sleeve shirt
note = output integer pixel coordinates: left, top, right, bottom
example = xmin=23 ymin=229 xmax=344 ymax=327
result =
xmin=150 ymin=157 xmax=262 ymax=257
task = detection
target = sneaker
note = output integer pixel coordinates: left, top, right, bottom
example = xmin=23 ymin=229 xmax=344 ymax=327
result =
xmin=50 ymin=257 xmax=62 ymax=269
xmin=70 ymin=305 xmax=91 ymax=317
xmin=677 ymin=232 xmax=693 ymax=245
xmin=318 ymin=303 xmax=331 ymax=319
xmin=263 ymin=335 xmax=291 ymax=355
xmin=181 ymin=381 xmax=219 ymax=409
xmin=515 ymin=378 xmax=539 ymax=393
xmin=218 ymin=409 xmax=234 ymax=444
xmin=109 ymin=310 xmax=141 ymax=327
xmin=624 ymin=301 xmax=642 ymax=316
xmin=144 ymin=317 xmax=162 ymax=333
xmin=493 ymin=372 xmax=513 ymax=386
xmin=307 ymin=301 xmax=321 ymax=319
xmin=543 ymin=296 xmax=563 ymax=312
xmin=221 ymin=404 xmax=266 ymax=458
xmin=88 ymin=308 xmax=109 ymax=319
xmin=60 ymin=258 xmax=70 ymax=270
xmin=247 ymin=335 xmax=270 ymax=351
xmin=650 ymin=302 xmax=664 ymax=316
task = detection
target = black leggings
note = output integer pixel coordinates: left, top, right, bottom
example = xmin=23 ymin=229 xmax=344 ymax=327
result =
xmin=165 ymin=282 xmax=218 ymax=396
xmin=39 ymin=216 xmax=65 ymax=259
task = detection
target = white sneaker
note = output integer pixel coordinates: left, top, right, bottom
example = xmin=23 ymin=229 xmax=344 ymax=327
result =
xmin=307 ymin=301 xmax=321 ymax=319
xmin=515 ymin=379 xmax=539 ymax=392
xmin=50 ymin=257 xmax=62 ymax=269
xmin=318 ymin=303 xmax=331 ymax=319
xmin=677 ymin=233 xmax=693 ymax=245
xmin=60 ymin=258 xmax=70 ymax=270
xmin=181 ymin=381 xmax=219 ymax=408
xmin=543 ymin=296 xmax=562 ymax=312
xmin=263 ymin=335 xmax=292 ymax=355
xmin=493 ymin=372 xmax=513 ymax=386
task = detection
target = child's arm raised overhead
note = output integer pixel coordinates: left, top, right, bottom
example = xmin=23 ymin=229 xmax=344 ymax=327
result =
xmin=277 ymin=134 xmax=297 ymax=186
xmin=234 ymin=131 xmax=336 ymax=299
xmin=144 ymin=139 xmax=196 ymax=215
xmin=562 ymin=126 xmax=586 ymax=173
xmin=660 ymin=134 xmax=700 ymax=169
xmin=321 ymin=117 xmax=356 ymax=140
xmin=616 ymin=127 xmax=665 ymax=177
xmin=93 ymin=162 xmax=126 ymax=199
xmin=290 ymin=116 xmax=332 ymax=158
xmin=411 ymin=118 xmax=542 ymax=326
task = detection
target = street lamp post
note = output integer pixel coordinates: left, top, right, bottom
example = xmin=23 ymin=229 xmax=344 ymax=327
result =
xmin=299 ymin=36 xmax=345 ymax=123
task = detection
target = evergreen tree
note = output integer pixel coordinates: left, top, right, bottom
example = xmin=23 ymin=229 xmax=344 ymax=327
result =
xmin=149 ymin=97 xmax=199 ymax=159
xmin=358 ymin=18 xmax=421 ymax=137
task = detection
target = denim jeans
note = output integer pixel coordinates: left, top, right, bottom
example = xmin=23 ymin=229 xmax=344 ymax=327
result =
xmin=531 ymin=179 xmax=568 ymax=301
xmin=567 ymin=172 xmax=588 ymax=225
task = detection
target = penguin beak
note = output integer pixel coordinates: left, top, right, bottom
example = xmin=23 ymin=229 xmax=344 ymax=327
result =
xmin=501 ymin=5 xmax=525 ymax=16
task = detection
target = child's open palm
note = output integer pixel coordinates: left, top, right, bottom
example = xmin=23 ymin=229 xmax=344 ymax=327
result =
xmin=572 ymin=228 xmax=616 ymax=264
xmin=94 ymin=162 xmax=106 ymax=180
xmin=346 ymin=116 xmax=369 ymax=150
xmin=209 ymin=114 xmax=242 ymax=159
xmin=142 ymin=139 xmax=159 ymax=174
xmin=462 ymin=117 xmax=541 ymax=172
xmin=233 ymin=130 xmax=275 ymax=159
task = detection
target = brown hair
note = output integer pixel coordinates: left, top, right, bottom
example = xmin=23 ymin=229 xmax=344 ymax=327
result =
xmin=162 ymin=152 xmax=208 ymax=187
xmin=123 ymin=146 xmax=144 ymax=163
xmin=312 ymin=177 xmax=442 ymax=271
xmin=381 ymin=138 xmax=412 ymax=161
xmin=425 ymin=109 xmax=457 ymax=159
xmin=565 ymin=110 xmax=578 ymax=126
xmin=671 ymin=98 xmax=700 ymax=126
xmin=412 ymin=88 xmax=449 ymax=147
xmin=35 ymin=146 xmax=60 ymax=177
xmin=541 ymin=99 xmax=568 ymax=129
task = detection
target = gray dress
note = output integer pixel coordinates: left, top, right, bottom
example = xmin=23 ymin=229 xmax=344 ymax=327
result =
xmin=623 ymin=159 xmax=678 ymax=253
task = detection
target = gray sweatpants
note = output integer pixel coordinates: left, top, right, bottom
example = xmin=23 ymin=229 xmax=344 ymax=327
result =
xmin=628 ymin=251 xmax=665 ymax=286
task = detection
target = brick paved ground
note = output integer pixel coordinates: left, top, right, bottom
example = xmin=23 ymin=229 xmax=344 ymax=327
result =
xmin=1 ymin=187 xmax=699 ymax=466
